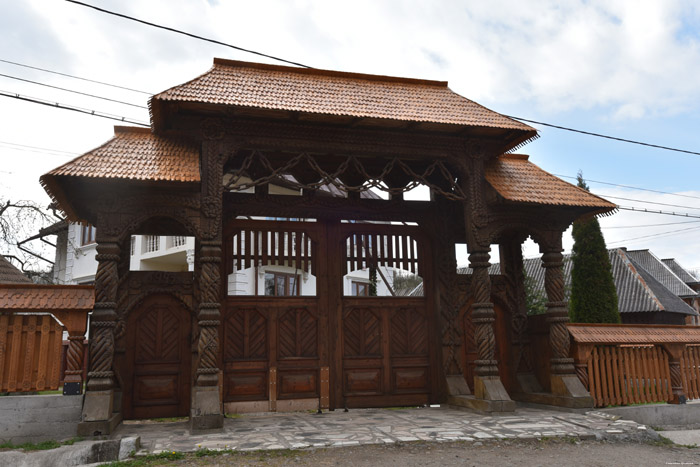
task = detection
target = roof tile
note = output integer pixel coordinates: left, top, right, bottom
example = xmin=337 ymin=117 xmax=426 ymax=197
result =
xmin=485 ymin=154 xmax=617 ymax=211
xmin=152 ymin=59 xmax=535 ymax=132
xmin=0 ymin=284 xmax=94 ymax=310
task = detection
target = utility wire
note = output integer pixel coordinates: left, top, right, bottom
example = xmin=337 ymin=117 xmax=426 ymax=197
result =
xmin=617 ymin=206 xmax=700 ymax=219
xmin=607 ymin=225 xmax=700 ymax=245
xmin=0 ymin=140 xmax=79 ymax=156
xmin=556 ymin=173 xmax=700 ymax=201
xmin=0 ymin=72 xmax=147 ymax=109
xmin=66 ymin=0 xmax=312 ymax=69
xmin=601 ymin=220 xmax=700 ymax=229
xmin=0 ymin=144 xmax=77 ymax=158
xmin=0 ymin=58 xmax=152 ymax=95
xmin=509 ymin=115 xmax=700 ymax=157
xmin=601 ymin=195 xmax=700 ymax=211
xmin=0 ymin=90 xmax=149 ymax=126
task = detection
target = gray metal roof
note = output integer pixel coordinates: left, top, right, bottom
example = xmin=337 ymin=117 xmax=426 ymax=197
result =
xmin=661 ymin=258 xmax=699 ymax=285
xmin=0 ymin=256 xmax=31 ymax=284
xmin=519 ymin=249 xmax=696 ymax=316
xmin=624 ymin=250 xmax=697 ymax=298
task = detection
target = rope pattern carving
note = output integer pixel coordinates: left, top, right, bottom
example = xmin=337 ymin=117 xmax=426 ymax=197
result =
xmin=669 ymin=361 xmax=683 ymax=394
xmin=196 ymin=243 xmax=222 ymax=386
xmin=574 ymin=363 xmax=589 ymax=389
xmin=65 ymin=335 xmax=84 ymax=376
xmin=224 ymin=150 xmax=466 ymax=200
xmin=470 ymin=251 xmax=498 ymax=377
xmin=542 ymin=249 xmax=574 ymax=375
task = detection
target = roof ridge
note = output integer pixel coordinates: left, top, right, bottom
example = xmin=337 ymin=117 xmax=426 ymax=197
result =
xmin=114 ymin=125 xmax=151 ymax=135
xmin=211 ymin=58 xmax=449 ymax=88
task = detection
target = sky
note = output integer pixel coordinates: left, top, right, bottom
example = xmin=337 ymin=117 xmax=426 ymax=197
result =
xmin=1 ymin=0 xmax=700 ymax=273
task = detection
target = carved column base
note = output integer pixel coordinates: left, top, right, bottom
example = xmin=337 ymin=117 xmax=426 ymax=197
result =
xmin=190 ymin=385 xmax=223 ymax=433
xmin=549 ymin=374 xmax=594 ymax=407
xmin=78 ymin=389 xmax=122 ymax=436
xmin=448 ymin=376 xmax=515 ymax=412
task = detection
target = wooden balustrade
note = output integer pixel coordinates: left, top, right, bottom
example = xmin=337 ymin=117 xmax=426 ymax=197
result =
xmin=0 ymin=284 xmax=93 ymax=395
xmin=569 ymin=324 xmax=700 ymax=408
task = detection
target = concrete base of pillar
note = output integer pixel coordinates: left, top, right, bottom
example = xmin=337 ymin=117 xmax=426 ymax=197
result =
xmin=551 ymin=374 xmax=590 ymax=398
xmin=82 ymin=390 xmax=114 ymax=422
xmin=77 ymin=412 xmax=122 ymax=437
xmin=190 ymin=386 xmax=223 ymax=433
xmin=447 ymin=395 xmax=516 ymax=412
xmin=447 ymin=376 xmax=515 ymax=412
xmin=446 ymin=375 xmax=471 ymax=396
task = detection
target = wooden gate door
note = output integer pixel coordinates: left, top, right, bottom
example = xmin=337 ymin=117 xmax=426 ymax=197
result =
xmin=222 ymin=220 xmax=329 ymax=412
xmin=336 ymin=224 xmax=437 ymax=408
xmin=124 ymin=294 xmax=191 ymax=419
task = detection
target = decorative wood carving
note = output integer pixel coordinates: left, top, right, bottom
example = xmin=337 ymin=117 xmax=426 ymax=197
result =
xmin=469 ymin=250 xmax=499 ymax=378
xmin=87 ymin=241 xmax=120 ymax=392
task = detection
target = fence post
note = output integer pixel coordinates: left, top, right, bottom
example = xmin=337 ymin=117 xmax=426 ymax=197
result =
xmin=662 ymin=343 xmax=687 ymax=404
xmin=571 ymin=342 xmax=594 ymax=390
xmin=53 ymin=309 xmax=89 ymax=395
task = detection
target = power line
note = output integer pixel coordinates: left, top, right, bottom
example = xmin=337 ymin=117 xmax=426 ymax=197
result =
xmin=66 ymin=0 xmax=312 ymax=69
xmin=607 ymin=225 xmax=700 ymax=245
xmin=0 ymin=58 xmax=152 ymax=95
xmin=0 ymin=90 xmax=149 ymax=126
xmin=0 ymin=141 xmax=79 ymax=156
xmin=617 ymin=206 xmax=700 ymax=219
xmin=509 ymin=115 xmax=700 ymax=157
xmin=601 ymin=194 xmax=700 ymax=211
xmin=555 ymin=173 xmax=700 ymax=201
xmin=601 ymin=220 xmax=700 ymax=229
xmin=0 ymin=144 xmax=77 ymax=158
xmin=0 ymin=72 xmax=147 ymax=109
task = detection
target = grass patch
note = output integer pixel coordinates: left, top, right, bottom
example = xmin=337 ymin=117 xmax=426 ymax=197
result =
xmin=224 ymin=413 xmax=242 ymax=419
xmin=149 ymin=417 xmax=187 ymax=423
xmin=651 ymin=435 xmax=674 ymax=447
xmin=0 ymin=437 xmax=83 ymax=452
xmin=104 ymin=451 xmax=185 ymax=467
xmin=385 ymin=406 xmax=418 ymax=411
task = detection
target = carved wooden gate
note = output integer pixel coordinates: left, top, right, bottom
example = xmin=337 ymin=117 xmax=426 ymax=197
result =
xmin=222 ymin=220 xmax=435 ymax=411
xmin=124 ymin=294 xmax=192 ymax=419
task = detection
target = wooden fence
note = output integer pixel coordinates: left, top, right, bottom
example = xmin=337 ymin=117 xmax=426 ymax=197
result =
xmin=569 ymin=324 xmax=700 ymax=408
xmin=0 ymin=314 xmax=65 ymax=392
xmin=0 ymin=284 xmax=93 ymax=395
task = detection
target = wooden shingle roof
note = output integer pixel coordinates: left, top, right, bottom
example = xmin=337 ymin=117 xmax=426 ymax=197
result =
xmin=0 ymin=256 xmax=30 ymax=284
xmin=485 ymin=154 xmax=617 ymax=213
xmin=151 ymin=58 xmax=536 ymax=139
xmin=0 ymin=284 xmax=94 ymax=311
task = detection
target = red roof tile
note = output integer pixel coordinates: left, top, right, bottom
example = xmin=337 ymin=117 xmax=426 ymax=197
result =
xmin=568 ymin=323 xmax=700 ymax=344
xmin=152 ymin=59 xmax=535 ymax=133
xmin=41 ymin=126 xmax=200 ymax=183
xmin=485 ymin=154 xmax=616 ymax=212
xmin=0 ymin=284 xmax=94 ymax=311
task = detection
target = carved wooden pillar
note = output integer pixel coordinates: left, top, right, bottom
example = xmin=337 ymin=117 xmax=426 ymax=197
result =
xmin=662 ymin=343 xmax=687 ymax=404
xmin=190 ymin=132 xmax=225 ymax=431
xmin=81 ymin=241 xmax=121 ymax=430
xmin=53 ymin=308 xmax=89 ymax=395
xmin=540 ymin=232 xmax=591 ymax=404
xmin=470 ymin=249 xmax=498 ymax=379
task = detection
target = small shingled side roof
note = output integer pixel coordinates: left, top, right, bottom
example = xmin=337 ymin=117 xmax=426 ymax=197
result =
xmin=625 ymin=250 xmax=697 ymax=298
xmin=485 ymin=154 xmax=617 ymax=215
xmin=485 ymin=154 xmax=617 ymax=214
xmin=661 ymin=258 xmax=699 ymax=285
xmin=150 ymin=58 xmax=537 ymax=149
xmin=0 ymin=256 xmax=31 ymax=284
xmin=40 ymin=126 xmax=200 ymax=220
xmin=0 ymin=284 xmax=94 ymax=311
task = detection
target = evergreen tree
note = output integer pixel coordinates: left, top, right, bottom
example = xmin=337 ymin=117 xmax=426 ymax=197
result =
xmin=569 ymin=172 xmax=621 ymax=323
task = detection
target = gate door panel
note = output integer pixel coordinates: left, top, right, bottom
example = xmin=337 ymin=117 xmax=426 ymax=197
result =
xmin=339 ymin=225 xmax=434 ymax=408
xmin=124 ymin=294 xmax=191 ymax=419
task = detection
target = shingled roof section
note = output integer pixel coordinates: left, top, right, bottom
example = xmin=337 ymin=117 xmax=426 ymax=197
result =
xmin=661 ymin=258 xmax=699 ymax=285
xmin=0 ymin=256 xmax=31 ymax=284
xmin=151 ymin=58 xmax=536 ymax=136
xmin=41 ymin=126 xmax=200 ymax=183
xmin=485 ymin=154 xmax=617 ymax=214
xmin=625 ymin=250 xmax=697 ymax=298
xmin=521 ymin=249 xmax=696 ymax=316
xmin=0 ymin=284 xmax=94 ymax=311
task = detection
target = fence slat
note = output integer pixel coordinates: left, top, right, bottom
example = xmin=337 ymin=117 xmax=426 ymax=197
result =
xmin=610 ymin=347 xmax=622 ymax=405
xmin=616 ymin=347 xmax=628 ymax=405
xmin=0 ymin=315 xmax=8 ymax=391
xmin=592 ymin=347 xmax=602 ymax=407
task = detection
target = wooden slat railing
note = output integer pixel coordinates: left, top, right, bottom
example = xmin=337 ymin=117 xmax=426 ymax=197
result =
xmin=569 ymin=324 xmax=700 ymax=408
xmin=0 ymin=314 xmax=64 ymax=392
xmin=587 ymin=345 xmax=671 ymax=407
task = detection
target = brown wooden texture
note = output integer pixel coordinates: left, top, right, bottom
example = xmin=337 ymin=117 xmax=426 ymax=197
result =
xmin=0 ymin=314 xmax=64 ymax=392
xmin=585 ymin=345 xmax=673 ymax=408
xmin=682 ymin=346 xmax=700 ymax=401
xmin=123 ymin=294 xmax=192 ymax=419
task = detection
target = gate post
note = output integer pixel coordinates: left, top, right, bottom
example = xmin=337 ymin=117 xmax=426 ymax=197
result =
xmin=79 ymin=240 xmax=122 ymax=436
xmin=540 ymin=233 xmax=592 ymax=406
xmin=661 ymin=343 xmax=687 ymax=404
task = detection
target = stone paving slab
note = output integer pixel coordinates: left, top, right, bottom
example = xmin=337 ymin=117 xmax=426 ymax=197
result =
xmin=659 ymin=430 xmax=700 ymax=446
xmin=110 ymin=406 xmax=652 ymax=454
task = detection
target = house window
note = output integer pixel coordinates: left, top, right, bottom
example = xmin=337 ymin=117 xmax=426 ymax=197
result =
xmin=80 ymin=223 xmax=96 ymax=246
xmin=130 ymin=237 xmax=135 ymax=256
xmin=144 ymin=235 xmax=160 ymax=253
xmin=264 ymin=272 xmax=299 ymax=296
xmin=351 ymin=281 xmax=370 ymax=297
